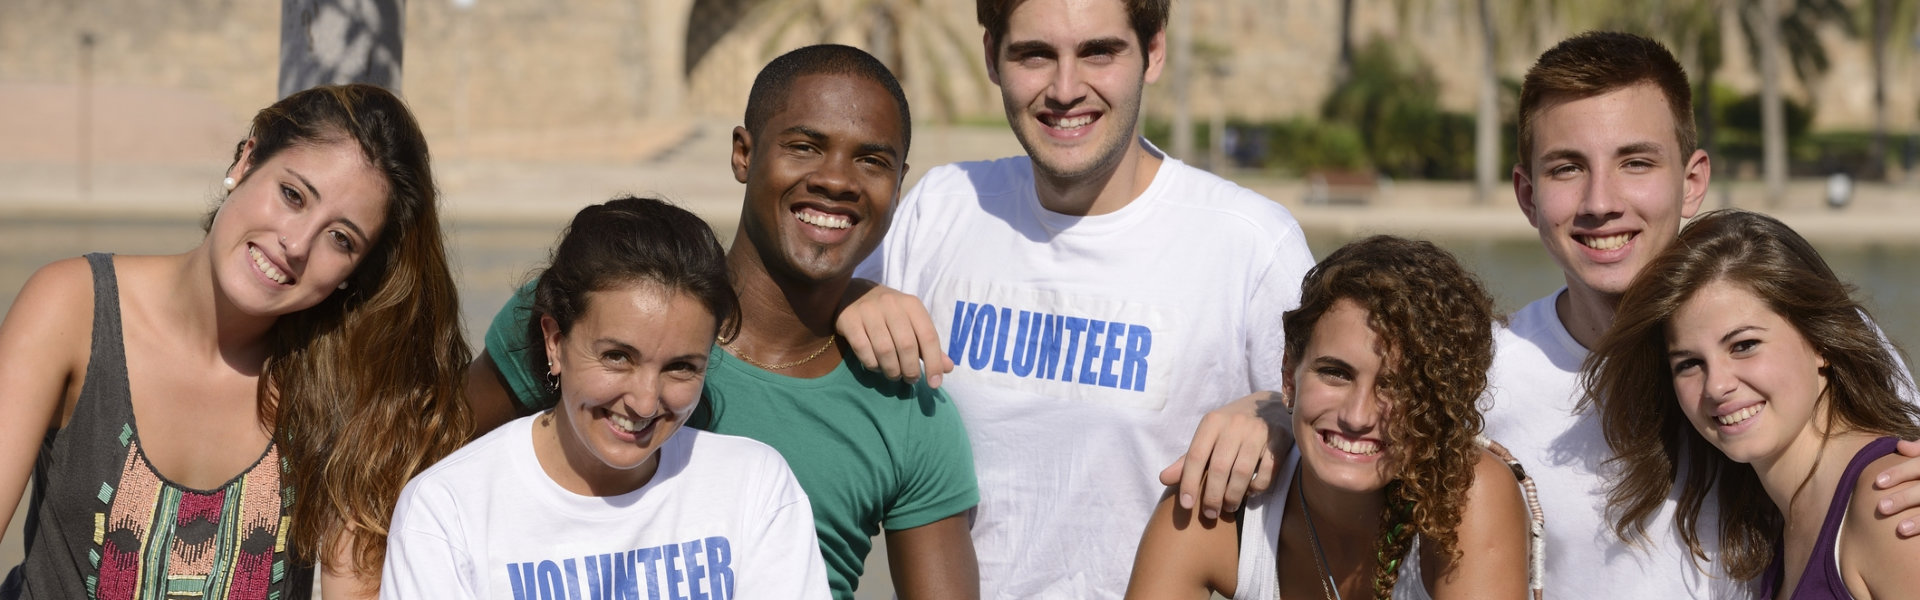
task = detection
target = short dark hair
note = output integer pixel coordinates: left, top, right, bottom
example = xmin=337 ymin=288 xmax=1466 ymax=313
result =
xmin=977 ymin=0 xmax=1169 ymax=54
xmin=743 ymin=44 xmax=911 ymax=155
xmin=1517 ymin=31 xmax=1695 ymax=171
xmin=525 ymin=195 xmax=740 ymax=402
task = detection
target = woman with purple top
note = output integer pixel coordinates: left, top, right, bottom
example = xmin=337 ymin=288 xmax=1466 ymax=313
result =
xmin=1586 ymin=209 xmax=1920 ymax=598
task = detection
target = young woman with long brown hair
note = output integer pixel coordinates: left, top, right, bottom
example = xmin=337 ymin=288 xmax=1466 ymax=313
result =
xmin=1586 ymin=209 xmax=1920 ymax=598
xmin=0 ymin=83 xmax=470 ymax=599
xmin=1126 ymin=236 xmax=1536 ymax=600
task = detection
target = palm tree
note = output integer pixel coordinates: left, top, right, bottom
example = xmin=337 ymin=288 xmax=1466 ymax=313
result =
xmin=1741 ymin=0 xmax=1854 ymax=205
xmin=744 ymin=0 xmax=989 ymax=123
xmin=1864 ymin=0 xmax=1918 ymax=178
xmin=1391 ymin=0 xmax=1563 ymax=203
xmin=276 ymin=0 xmax=405 ymax=97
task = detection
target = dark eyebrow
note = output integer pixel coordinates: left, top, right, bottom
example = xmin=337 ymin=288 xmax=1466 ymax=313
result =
xmin=287 ymin=166 xmax=371 ymax=243
xmin=287 ymin=167 xmax=322 ymax=205
xmin=785 ymin=124 xmax=899 ymax=161
xmin=1536 ymin=148 xmax=1585 ymax=166
xmin=1003 ymin=40 xmax=1054 ymax=58
xmin=782 ymin=124 xmax=826 ymax=141
xmin=856 ymin=141 xmax=900 ymax=161
xmin=1080 ymin=37 xmax=1130 ymax=55
xmin=334 ymin=216 xmax=369 ymax=244
xmin=1719 ymin=325 xmax=1763 ymax=345
xmin=1311 ymin=356 xmax=1355 ymax=372
xmin=1616 ymin=142 xmax=1665 ymax=158
xmin=596 ymin=338 xmax=708 ymax=364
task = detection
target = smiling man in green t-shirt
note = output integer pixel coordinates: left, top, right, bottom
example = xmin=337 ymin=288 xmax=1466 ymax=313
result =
xmin=463 ymin=45 xmax=980 ymax=600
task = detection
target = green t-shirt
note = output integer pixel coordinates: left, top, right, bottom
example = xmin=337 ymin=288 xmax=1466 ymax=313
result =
xmin=484 ymin=284 xmax=979 ymax=599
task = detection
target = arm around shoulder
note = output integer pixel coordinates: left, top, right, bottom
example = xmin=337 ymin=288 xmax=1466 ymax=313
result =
xmin=1843 ymin=452 xmax=1920 ymax=599
xmin=1422 ymin=449 xmax=1531 ymax=600
xmin=0 ymin=257 xmax=96 ymax=538
xmin=1123 ymin=492 xmax=1241 ymax=600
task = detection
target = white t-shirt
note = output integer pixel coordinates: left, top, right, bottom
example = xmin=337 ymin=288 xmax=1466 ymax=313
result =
xmin=380 ymin=416 xmax=829 ymax=600
xmin=1233 ymin=450 xmax=1425 ymax=600
xmin=1486 ymin=291 xmax=1918 ymax=599
xmin=1483 ymin=291 xmax=1739 ymax=599
xmin=858 ymin=147 xmax=1316 ymax=599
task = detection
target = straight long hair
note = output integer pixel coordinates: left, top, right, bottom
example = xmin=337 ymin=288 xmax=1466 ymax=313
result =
xmin=238 ymin=84 xmax=472 ymax=577
xmin=1584 ymin=209 xmax=1919 ymax=579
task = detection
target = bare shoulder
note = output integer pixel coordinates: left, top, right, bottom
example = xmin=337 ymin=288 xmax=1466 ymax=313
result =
xmin=1841 ymin=448 xmax=1920 ymax=598
xmin=1424 ymin=448 xmax=1531 ymax=599
xmin=1466 ymin=448 xmax=1528 ymax=515
xmin=0 ymin=257 xmax=98 ymax=428
xmin=3 ymin=257 xmax=96 ymax=345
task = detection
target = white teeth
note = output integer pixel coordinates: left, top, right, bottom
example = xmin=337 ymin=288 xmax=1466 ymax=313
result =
xmin=1717 ymin=403 xmax=1763 ymax=426
xmin=608 ymin=412 xmax=649 ymax=434
xmin=1052 ymin=114 xmax=1094 ymax=130
xmin=1582 ymin=233 xmax=1631 ymax=251
xmin=1324 ymin=433 xmax=1381 ymax=456
xmin=248 ymin=245 xmax=289 ymax=284
xmin=796 ymin=211 xmax=850 ymax=229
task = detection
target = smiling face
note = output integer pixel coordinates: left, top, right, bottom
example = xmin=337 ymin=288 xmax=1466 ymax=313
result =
xmin=541 ymin=283 xmax=715 ymax=493
xmin=1515 ymin=83 xmax=1709 ymax=304
xmin=1286 ymin=299 xmax=1395 ymax=493
xmin=1666 ymin=279 xmax=1829 ymax=468
xmin=732 ymin=73 xmax=906 ymax=284
xmin=985 ymin=0 xmax=1164 ymax=183
xmin=207 ymin=138 xmax=388 ymax=317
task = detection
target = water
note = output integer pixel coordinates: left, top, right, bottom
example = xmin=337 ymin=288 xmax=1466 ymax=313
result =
xmin=1304 ymin=232 xmax=1920 ymax=363
xmin=4 ymin=214 xmax=1916 ymax=590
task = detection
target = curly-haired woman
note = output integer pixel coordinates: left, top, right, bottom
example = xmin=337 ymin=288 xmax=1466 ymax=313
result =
xmin=1585 ymin=209 xmax=1920 ymax=598
xmin=1126 ymin=235 xmax=1535 ymax=600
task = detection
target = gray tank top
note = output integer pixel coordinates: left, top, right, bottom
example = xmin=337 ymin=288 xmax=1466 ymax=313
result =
xmin=1 ymin=253 xmax=313 ymax=600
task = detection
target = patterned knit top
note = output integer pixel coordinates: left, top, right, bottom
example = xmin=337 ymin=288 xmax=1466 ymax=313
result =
xmin=1 ymin=253 xmax=312 ymax=600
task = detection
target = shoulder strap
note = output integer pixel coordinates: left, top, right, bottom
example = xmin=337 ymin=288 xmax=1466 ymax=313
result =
xmin=80 ymin=253 xmax=133 ymax=422
xmin=1479 ymin=435 xmax=1546 ymax=600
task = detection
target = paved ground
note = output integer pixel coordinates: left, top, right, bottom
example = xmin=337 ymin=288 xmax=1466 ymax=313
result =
xmin=5 ymin=86 xmax=1920 ymax=596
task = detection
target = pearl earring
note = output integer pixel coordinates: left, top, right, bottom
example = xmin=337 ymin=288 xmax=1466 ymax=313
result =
xmin=337 ymin=281 xmax=349 ymax=290
xmin=222 ymin=177 xmax=236 ymax=191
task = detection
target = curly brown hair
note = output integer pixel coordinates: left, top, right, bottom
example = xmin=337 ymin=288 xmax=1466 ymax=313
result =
xmin=1282 ymin=235 xmax=1497 ymax=598
xmin=1583 ymin=209 xmax=1920 ymax=580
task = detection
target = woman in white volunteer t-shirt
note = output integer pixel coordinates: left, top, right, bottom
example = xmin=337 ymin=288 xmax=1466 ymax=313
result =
xmin=1126 ymin=236 xmax=1533 ymax=600
xmin=381 ymin=196 xmax=828 ymax=600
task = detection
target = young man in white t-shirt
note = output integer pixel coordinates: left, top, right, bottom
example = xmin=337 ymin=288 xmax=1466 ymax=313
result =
xmin=839 ymin=1 xmax=1314 ymax=596
xmin=1490 ymin=31 xmax=1920 ymax=598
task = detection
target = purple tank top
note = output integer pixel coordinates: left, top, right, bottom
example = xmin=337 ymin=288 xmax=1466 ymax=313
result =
xmin=1758 ymin=436 xmax=1900 ymax=599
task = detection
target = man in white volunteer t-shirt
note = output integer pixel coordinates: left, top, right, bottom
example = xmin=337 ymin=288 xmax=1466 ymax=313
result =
xmin=1493 ymin=31 xmax=1920 ymax=598
xmin=839 ymin=0 xmax=1313 ymax=597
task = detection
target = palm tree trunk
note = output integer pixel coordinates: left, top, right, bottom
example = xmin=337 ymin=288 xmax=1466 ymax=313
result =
xmin=277 ymin=0 xmax=406 ymax=97
xmin=1475 ymin=0 xmax=1500 ymax=204
xmin=1751 ymin=0 xmax=1788 ymax=206
xmin=1871 ymin=0 xmax=1891 ymax=179
xmin=1337 ymin=0 xmax=1356 ymax=84
xmin=1170 ymin=1 xmax=1194 ymax=162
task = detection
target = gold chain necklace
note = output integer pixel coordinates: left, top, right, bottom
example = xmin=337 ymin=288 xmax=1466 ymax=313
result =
xmin=1295 ymin=468 xmax=1342 ymax=600
xmin=720 ymin=334 xmax=836 ymax=370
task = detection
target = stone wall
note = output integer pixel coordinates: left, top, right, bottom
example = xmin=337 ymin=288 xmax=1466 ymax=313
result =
xmin=3 ymin=0 xmax=1913 ymax=166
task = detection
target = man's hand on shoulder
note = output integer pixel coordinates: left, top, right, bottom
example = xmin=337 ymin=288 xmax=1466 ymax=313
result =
xmin=837 ymin=279 xmax=953 ymax=388
xmin=1158 ymin=391 xmax=1293 ymax=519
xmin=1874 ymin=439 xmax=1920 ymax=538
